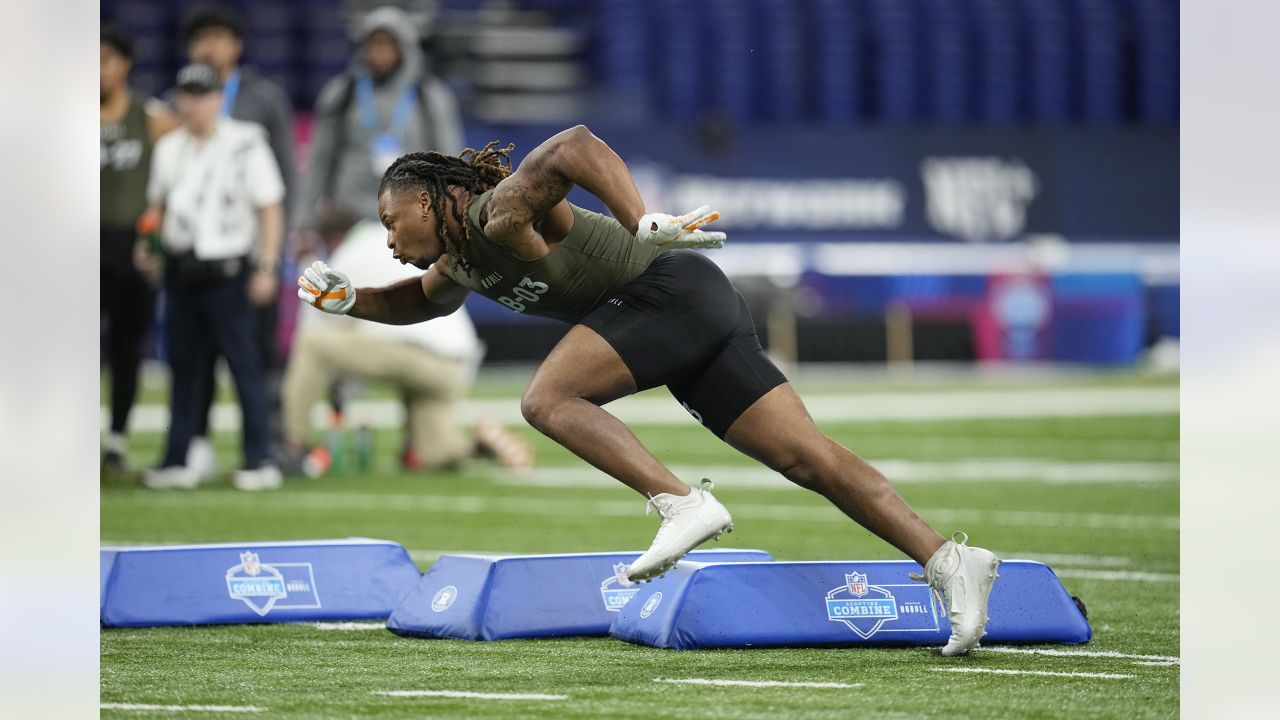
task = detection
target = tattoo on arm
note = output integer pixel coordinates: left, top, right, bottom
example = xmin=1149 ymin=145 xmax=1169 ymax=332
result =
xmin=486 ymin=152 xmax=572 ymax=242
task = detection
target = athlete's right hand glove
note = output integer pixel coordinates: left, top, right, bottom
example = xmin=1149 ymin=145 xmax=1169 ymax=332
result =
xmin=297 ymin=260 xmax=357 ymax=315
xmin=635 ymin=205 xmax=727 ymax=249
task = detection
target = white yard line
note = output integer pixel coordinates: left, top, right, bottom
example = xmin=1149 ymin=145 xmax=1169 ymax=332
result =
xmin=310 ymin=622 xmax=385 ymax=631
xmin=116 ymin=491 xmax=1180 ymax=531
xmin=499 ymin=459 xmax=1177 ymax=489
xmin=981 ymin=647 xmax=1179 ymax=665
xmin=654 ymin=678 xmax=861 ymax=689
xmin=998 ymin=552 xmax=1133 ymax=568
xmin=100 ymin=704 xmax=266 ymax=713
xmin=933 ymin=668 xmax=1134 ymax=680
xmin=1053 ymin=569 xmax=1179 ymax=583
xmin=373 ymin=690 xmax=567 ymax=701
xmin=107 ymin=386 xmax=1177 ymax=433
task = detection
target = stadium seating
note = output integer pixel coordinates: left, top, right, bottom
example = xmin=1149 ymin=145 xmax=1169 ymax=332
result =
xmin=101 ymin=0 xmax=1178 ymax=127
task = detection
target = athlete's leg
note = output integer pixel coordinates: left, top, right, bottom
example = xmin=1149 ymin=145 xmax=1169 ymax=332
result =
xmin=723 ymin=383 xmax=945 ymax=566
xmin=520 ymin=324 xmax=689 ymax=497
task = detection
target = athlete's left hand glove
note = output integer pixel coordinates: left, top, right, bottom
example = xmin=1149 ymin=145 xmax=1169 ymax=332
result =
xmin=635 ymin=205 xmax=727 ymax=249
xmin=297 ymin=260 xmax=356 ymax=314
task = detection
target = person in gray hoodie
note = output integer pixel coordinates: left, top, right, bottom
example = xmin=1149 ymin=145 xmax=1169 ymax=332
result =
xmin=295 ymin=6 xmax=463 ymax=229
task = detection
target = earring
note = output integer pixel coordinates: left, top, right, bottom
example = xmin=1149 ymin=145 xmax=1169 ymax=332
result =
xmin=421 ymin=211 xmax=428 ymax=219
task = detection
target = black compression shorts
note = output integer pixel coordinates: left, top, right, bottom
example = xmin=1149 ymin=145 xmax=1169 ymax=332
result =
xmin=578 ymin=249 xmax=788 ymax=438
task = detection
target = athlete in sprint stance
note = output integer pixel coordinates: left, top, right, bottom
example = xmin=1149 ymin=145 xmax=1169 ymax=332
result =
xmin=297 ymin=126 xmax=1000 ymax=655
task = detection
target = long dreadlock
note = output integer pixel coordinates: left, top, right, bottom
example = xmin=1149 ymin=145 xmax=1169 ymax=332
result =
xmin=378 ymin=140 xmax=515 ymax=272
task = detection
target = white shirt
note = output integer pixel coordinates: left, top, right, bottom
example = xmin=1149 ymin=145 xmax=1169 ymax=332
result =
xmin=147 ymin=118 xmax=284 ymax=260
xmin=300 ymin=220 xmax=483 ymax=362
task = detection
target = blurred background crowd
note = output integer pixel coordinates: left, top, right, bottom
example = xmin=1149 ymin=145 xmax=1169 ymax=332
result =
xmin=100 ymin=0 xmax=1178 ymax=488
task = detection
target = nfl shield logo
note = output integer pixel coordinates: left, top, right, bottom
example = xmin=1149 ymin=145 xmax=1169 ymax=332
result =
xmin=846 ymin=572 xmax=869 ymax=598
xmin=613 ymin=563 xmax=635 ymax=588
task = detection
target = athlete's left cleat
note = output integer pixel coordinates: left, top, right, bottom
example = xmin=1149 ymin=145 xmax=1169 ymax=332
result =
xmin=627 ymin=479 xmax=734 ymax=583
xmin=911 ymin=531 xmax=1001 ymax=657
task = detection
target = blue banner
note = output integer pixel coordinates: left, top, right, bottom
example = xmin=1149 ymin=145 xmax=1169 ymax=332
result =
xmin=100 ymin=539 xmax=421 ymax=628
xmin=466 ymin=124 xmax=1176 ymax=244
xmin=610 ymin=559 xmax=1090 ymax=649
xmin=388 ymin=549 xmax=772 ymax=641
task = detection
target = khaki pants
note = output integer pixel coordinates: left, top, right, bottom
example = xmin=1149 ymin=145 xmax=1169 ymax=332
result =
xmin=283 ymin=326 xmax=473 ymax=468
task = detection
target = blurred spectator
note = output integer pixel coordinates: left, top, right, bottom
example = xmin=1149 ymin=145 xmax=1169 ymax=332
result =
xmin=179 ymin=4 xmax=297 ymax=476
xmin=139 ymin=64 xmax=286 ymax=491
xmin=100 ymin=26 xmax=177 ymax=478
xmin=181 ymin=4 xmax=295 ymax=211
xmin=295 ymin=5 xmax=463 ymax=228
xmin=282 ymin=219 xmax=532 ymax=476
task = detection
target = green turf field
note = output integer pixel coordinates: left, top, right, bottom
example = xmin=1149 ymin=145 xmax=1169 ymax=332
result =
xmin=100 ymin=369 xmax=1179 ymax=719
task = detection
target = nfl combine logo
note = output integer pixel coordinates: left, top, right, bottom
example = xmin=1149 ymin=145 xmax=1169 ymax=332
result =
xmin=825 ymin=571 xmax=900 ymax=639
xmin=599 ymin=563 xmax=639 ymax=612
xmin=224 ymin=551 xmax=322 ymax=617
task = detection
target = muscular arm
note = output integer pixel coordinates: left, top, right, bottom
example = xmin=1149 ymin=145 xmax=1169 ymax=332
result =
xmin=485 ymin=125 xmax=646 ymax=247
xmin=348 ymin=261 xmax=470 ymax=325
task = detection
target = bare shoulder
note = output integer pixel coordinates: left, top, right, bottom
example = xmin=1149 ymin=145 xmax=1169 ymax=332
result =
xmin=431 ymin=254 xmax=460 ymax=282
xmin=423 ymin=257 xmax=470 ymax=305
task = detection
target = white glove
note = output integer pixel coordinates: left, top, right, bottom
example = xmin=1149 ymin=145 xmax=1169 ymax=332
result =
xmin=635 ymin=205 xmax=727 ymax=249
xmin=296 ymin=260 xmax=356 ymax=315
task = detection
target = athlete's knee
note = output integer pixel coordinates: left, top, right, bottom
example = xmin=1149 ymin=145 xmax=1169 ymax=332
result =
xmin=520 ymin=383 xmax=567 ymax=432
xmin=773 ymin=439 xmax=841 ymax=492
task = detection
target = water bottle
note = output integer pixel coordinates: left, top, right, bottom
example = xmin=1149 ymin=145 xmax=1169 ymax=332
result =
xmin=354 ymin=425 xmax=373 ymax=473
xmin=325 ymin=410 xmax=347 ymax=474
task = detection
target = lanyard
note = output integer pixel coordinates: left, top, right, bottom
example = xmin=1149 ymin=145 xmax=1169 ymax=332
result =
xmin=355 ymin=74 xmax=418 ymax=134
xmin=219 ymin=69 xmax=241 ymax=118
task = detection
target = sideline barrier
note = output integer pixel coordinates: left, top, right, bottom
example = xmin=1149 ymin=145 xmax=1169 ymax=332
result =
xmin=610 ymin=560 xmax=1090 ymax=649
xmin=387 ymin=549 xmax=772 ymax=640
xmin=100 ymin=539 xmax=421 ymax=627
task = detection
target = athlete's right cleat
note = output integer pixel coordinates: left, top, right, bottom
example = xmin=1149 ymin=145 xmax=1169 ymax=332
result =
xmin=911 ymin=531 xmax=1001 ymax=657
xmin=627 ymin=479 xmax=734 ymax=583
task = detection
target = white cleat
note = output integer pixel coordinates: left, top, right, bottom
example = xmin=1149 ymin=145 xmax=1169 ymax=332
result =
xmin=143 ymin=465 xmax=201 ymax=490
xmin=627 ymin=479 xmax=733 ymax=583
xmin=232 ymin=465 xmax=283 ymax=492
xmin=911 ymin=531 xmax=1001 ymax=657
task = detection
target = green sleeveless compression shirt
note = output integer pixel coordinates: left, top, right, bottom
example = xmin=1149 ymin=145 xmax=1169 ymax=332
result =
xmin=448 ymin=188 xmax=665 ymax=323
xmin=100 ymin=95 xmax=153 ymax=230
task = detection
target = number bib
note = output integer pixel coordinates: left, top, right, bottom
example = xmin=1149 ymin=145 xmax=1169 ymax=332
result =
xmin=497 ymin=276 xmax=549 ymax=312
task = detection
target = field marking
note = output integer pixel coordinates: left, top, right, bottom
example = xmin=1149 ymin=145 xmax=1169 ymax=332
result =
xmin=108 ymin=385 xmax=1177 ymax=433
xmin=999 ymin=552 xmax=1133 ymax=568
xmin=373 ymin=690 xmax=567 ymax=701
xmin=115 ymin=491 xmax=1180 ymax=531
xmin=654 ymin=678 xmax=861 ymax=689
xmin=310 ymin=622 xmax=385 ymax=631
xmin=100 ymin=703 xmax=265 ymax=713
xmin=1054 ymin=569 xmax=1179 ymax=583
xmin=981 ymin=647 xmax=1179 ymax=666
xmin=499 ymin=459 xmax=1178 ymax=489
xmin=933 ymin=668 xmax=1134 ymax=680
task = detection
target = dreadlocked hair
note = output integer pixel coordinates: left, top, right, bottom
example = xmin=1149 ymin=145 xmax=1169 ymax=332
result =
xmin=378 ymin=140 xmax=515 ymax=273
